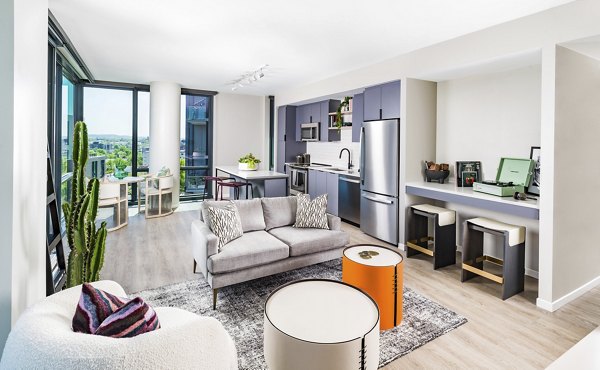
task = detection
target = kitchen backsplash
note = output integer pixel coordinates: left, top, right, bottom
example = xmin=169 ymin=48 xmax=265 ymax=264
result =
xmin=306 ymin=128 xmax=361 ymax=170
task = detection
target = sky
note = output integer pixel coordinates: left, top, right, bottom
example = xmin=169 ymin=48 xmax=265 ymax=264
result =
xmin=83 ymin=87 xmax=186 ymax=139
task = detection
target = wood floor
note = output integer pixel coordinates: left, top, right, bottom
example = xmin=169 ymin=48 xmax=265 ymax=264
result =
xmin=102 ymin=205 xmax=600 ymax=369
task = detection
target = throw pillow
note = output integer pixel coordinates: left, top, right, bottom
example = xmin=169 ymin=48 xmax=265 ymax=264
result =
xmin=94 ymin=297 xmax=160 ymax=338
xmin=207 ymin=202 xmax=244 ymax=249
xmin=293 ymin=193 xmax=329 ymax=230
xmin=72 ymin=282 xmax=128 ymax=334
xmin=72 ymin=283 xmax=160 ymax=338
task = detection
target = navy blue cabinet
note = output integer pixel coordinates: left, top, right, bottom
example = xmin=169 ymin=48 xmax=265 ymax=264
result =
xmin=277 ymin=105 xmax=306 ymax=172
xmin=363 ymin=81 xmax=401 ymax=121
xmin=310 ymin=103 xmax=321 ymax=124
xmin=352 ymin=93 xmax=364 ymax=142
xmin=326 ymin=172 xmax=339 ymax=215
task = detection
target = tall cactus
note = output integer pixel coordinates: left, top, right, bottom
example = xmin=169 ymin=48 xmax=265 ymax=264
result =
xmin=62 ymin=121 xmax=108 ymax=288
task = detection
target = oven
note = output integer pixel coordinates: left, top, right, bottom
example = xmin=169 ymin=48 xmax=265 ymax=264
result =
xmin=300 ymin=123 xmax=320 ymax=142
xmin=289 ymin=166 xmax=308 ymax=195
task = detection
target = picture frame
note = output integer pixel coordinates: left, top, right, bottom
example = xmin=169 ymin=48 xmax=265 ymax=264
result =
xmin=527 ymin=146 xmax=541 ymax=196
xmin=456 ymin=161 xmax=481 ymax=187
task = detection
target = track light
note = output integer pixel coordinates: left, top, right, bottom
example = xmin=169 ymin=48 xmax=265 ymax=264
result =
xmin=230 ymin=65 xmax=269 ymax=91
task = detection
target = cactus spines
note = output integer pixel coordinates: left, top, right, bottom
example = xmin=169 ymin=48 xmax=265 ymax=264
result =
xmin=64 ymin=121 xmax=108 ymax=288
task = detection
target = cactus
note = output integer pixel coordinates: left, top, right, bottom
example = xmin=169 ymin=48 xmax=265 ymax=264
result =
xmin=62 ymin=121 xmax=108 ymax=288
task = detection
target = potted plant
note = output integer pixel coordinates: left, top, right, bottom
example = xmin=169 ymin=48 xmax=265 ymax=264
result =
xmin=62 ymin=121 xmax=108 ymax=288
xmin=238 ymin=153 xmax=261 ymax=171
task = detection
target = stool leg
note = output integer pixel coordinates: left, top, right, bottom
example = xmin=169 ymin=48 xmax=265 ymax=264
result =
xmin=502 ymin=239 xmax=525 ymax=300
xmin=407 ymin=212 xmax=428 ymax=258
xmin=433 ymin=220 xmax=457 ymax=269
xmin=462 ymin=223 xmax=483 ymax=282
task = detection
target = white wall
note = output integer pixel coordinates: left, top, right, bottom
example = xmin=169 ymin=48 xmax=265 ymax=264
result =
xmin=149 ymin=81 xmax=181 ymax=207
xmin=0 ymin=0 xmax=48 ymax=352
xmin=552 ymin=46 xmax=600 ymax=302
xmin=213 ymin=93 xmax=268 ymax=169
xmin=305 ymin=129 xmax=360 ymax=169
xmin=436 ymin=65 xmax=541 ymax=179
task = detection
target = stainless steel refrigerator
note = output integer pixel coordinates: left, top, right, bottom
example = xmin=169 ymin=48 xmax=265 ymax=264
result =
xmin=359 ymin=119 xmax=399 ymax=244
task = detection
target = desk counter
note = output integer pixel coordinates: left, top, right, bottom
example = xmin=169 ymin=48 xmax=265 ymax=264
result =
xmin=405 ymin=182 xmax=539 ymax=220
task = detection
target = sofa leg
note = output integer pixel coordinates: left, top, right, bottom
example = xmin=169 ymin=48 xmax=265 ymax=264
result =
xmin=213 ymin=289 xmax=218 ymax=310
xmin=193 ymin=259 xmax=197 ymax=273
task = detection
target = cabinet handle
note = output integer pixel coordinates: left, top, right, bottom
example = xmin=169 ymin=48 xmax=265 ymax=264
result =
xmin=284 ymin=134 xmax=286 ymax=142
xmin=379 ymin=108 xmax=382 ymax=120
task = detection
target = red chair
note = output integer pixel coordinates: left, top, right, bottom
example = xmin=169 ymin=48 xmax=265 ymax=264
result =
xmin=202 ymin=176 xmax=234 ymax=200
xmin=218 ymin=181 xmax=254 ymax=200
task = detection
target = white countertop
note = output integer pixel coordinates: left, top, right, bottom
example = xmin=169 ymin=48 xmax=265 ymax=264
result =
xmin=286 ymin=163 xmax=360 ymax=178
xmin=405 ymin=181 xmax=539 ymax=219
xmin=216 ymin=166 xmax=288 ymax=180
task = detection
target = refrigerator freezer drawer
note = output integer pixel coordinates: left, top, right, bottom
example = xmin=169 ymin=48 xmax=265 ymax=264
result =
xmin=360 ymin=191 xmax=398 ymax=244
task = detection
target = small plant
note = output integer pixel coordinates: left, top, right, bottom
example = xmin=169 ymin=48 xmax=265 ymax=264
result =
xmin=239 ymin=153 xmax=261 ymax=169
xmin=335 ymin=96 xmax=352 ymax=130
xmin=62 ymin=121 xmax=108 ymax=288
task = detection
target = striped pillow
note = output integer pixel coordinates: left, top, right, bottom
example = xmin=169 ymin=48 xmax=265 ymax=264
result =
xmin=293 ymin=193 xmax=329 ymax=229
xmin=207 ymin=202 xmax=244 ymax=249
xmin=72 ymin=283 xmax=160 ymax=337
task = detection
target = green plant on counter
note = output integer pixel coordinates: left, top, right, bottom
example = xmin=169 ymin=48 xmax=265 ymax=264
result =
xmin=239 ymin=153 xmax=261 ymax=169
xmin=335 ymin=96 xmax=352 ymax=130
xmin=62 ymin=121 xmax=108 ymax=288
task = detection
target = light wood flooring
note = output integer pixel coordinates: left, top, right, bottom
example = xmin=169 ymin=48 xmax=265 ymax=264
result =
xmin=101 ymin=205 xmax=600 ymax=369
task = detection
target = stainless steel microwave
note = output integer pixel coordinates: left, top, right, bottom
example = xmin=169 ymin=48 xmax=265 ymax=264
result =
xmin=300 ymin=123 xmax=320 ymax=142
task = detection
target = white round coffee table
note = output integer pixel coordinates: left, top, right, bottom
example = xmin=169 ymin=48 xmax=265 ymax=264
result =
xmin=264 ymin=279 xmax=380 ymax=370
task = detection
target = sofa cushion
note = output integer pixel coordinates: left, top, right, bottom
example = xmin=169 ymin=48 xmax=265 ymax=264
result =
xmin=207 ymin=231 xmax=289 ymax=274
xmin=261 ymin=196 xmax=297 ymax=231
xmin=293 ymin=193 xmax=329 ymax=230
xmin=201 ymin=198 xmax=266 ymax=232
xmin=268 ymin=226 xmax=348 ymax=257
xmin=207 ymin=204 xmax=244 ymax=249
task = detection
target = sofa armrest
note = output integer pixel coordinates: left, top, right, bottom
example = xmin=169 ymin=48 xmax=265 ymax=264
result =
xmin=326 ymin=213 xmax=342 ymax=231
xmin=191 ymin=220 xmax=219 ymax=278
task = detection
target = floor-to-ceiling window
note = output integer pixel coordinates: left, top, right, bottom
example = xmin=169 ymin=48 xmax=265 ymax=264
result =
xmin=59 ymin=75 xmax=76 ymax=206
xmin=180 ymin=93 xmax=213 ymax=199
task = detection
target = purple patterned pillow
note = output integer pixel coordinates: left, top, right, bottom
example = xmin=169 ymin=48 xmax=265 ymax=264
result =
xmin=72 ymin=283 xmax=160 ymax=337
xmin=72 ymin=283 xmax=128 ymax=334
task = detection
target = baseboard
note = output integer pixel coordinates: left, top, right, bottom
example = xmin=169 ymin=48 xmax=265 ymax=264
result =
xmin=536 ymin=274 xmax=600 ymax=312
xmin=525 ymin=268 xmax=539 ymax=279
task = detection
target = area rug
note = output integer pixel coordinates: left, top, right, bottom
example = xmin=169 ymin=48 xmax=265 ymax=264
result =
xmin=135 ymin=259 xmax=467 ymax=369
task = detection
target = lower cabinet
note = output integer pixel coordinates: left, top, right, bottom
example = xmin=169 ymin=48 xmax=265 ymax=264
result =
xmin=307 ymin=170 xmax=338 ymax=216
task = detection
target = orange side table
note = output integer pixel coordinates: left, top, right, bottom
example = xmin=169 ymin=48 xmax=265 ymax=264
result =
xmin=342 ymin=244 xmax=404 ymax=330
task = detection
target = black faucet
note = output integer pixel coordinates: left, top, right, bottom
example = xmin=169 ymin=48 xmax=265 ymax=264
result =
xmin=339 ymin=148 xmax=353 ymax=170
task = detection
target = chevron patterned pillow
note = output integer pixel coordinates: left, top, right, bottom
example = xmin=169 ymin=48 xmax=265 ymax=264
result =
xmin=293 ymin=193 xmax=329 ymax=229
xmin=207 ymin=202 xmax=244 ymax=249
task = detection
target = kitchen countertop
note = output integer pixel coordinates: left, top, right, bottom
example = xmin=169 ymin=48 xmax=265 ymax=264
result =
xmin=286 ymin=163 xmax=360 ymax=178
xmin=216 ymin=166 xmax=289 ymax=180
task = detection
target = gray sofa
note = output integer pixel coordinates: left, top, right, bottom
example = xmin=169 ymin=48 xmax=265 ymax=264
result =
xmin=191 ymin=196 xmax=349 ymax=309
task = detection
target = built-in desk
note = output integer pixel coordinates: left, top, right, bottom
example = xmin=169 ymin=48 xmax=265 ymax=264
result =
xmin=405 ymin=182 xmax=539 ymax=220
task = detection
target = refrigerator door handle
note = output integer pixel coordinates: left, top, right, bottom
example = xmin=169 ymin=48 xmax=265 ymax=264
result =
xmin=362 ymin=194 xmax=394 ymax=205
xmin=360 ymin=127 xmax=365 ymax=185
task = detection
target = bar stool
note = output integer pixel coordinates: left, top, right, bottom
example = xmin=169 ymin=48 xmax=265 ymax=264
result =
xmin=461 ymin=217 xmax=525 ymax=300
xmin=201 ymin=176 xmax=233 ymax=200
xmin=406 ymin=204 xmax=456 ymax=269
xmin=218 ymin=181 xmax=253 ymax=200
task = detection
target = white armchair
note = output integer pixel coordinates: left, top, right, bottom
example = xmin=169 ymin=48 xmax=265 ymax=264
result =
xmin=145 ymin=174 xmax=174 ymax=218
xmin=0 ymin=281 xmax=238 ymax=370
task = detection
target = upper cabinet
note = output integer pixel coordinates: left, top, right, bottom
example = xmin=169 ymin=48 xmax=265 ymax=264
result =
xmin=310 ymin=103 xmax=321 ymax=124
xmin=352 ymin=93 xmax=364 ymax=142
xmin=295 ymin=100 xmax=341 ymax=142
xmin=363 ymin=80 xmax=401 ymax=121
xmin=321 ymin=100 xmax=341 ymax=142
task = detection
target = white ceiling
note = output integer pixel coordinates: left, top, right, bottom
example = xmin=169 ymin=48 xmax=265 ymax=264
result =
xmin=49 ymin=0 xmax=575 ymax=95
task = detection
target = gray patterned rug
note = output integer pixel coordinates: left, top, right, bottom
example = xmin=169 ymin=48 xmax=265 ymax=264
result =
xmin=135 ymin=259 xmax=466 ymax=369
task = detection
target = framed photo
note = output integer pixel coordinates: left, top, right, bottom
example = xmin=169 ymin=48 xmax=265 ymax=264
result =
xmin=456 ymin=161 xmax=481 ymax=187
xmin=527 ymin=146 xmax=541 ymax=196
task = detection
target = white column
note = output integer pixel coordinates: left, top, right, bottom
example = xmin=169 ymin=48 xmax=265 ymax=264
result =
xmin=0 ymin=0 xmax=47 ymax=351
xmin=149 ymin=81 xmax=181 ymax=207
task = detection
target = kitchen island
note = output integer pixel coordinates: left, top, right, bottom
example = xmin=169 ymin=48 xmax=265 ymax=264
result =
xmin=215 ymin=166 xmax=288 ymax=199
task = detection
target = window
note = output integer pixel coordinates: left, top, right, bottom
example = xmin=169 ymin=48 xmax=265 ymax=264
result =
xmin=180 ymin=94 xmax=213 ymax=198
xmin=137 ymin=91 xmax=150 ymax=172
xmin=60 ymin=75 xmax=76 ymax=205
xmin=83 ymin=87 xmax=133 ymax=181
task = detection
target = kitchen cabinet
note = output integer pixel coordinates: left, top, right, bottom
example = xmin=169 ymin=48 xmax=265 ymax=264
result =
xmin=363 ymin=81 xmax=401 ymax=121
xmin=277 ymin=105 xmax=306 ymax=172
xmin=320 ymin=100 xmax=341 ymax=142
xmin=310 ymin=103 xmax=321 ymax=123
xmin=352 ymin=93 xmax=363 ymax=142
xmin=306 ymin=169 xmax=339 ymax=216
xmin=326 ymin=172 xmax=339 ymax=215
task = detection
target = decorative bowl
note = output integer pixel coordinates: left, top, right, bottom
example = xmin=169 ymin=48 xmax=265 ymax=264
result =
xmin=425 ymin=169 xmax=450 ymax=184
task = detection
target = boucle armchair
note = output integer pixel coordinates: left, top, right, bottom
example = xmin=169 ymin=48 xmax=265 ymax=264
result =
xmin=0 ymin=280 xmax=237 ymax=370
